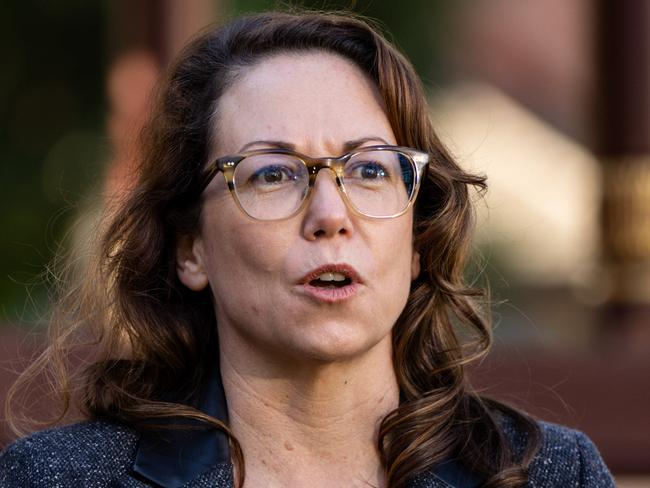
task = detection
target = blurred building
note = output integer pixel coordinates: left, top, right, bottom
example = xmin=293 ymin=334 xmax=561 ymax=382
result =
xmin=438 ymin=0 xmax=650 ymax=478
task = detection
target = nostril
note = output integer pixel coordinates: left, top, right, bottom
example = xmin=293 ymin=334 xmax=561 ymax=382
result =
xmin=311 ymin=223 xmax=348 ymax=239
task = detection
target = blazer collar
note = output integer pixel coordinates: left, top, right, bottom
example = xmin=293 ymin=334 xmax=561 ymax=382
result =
xmin=132 ymin=366 xmax=481 ymax=488
xmin=420 ymin=459 xmax=483 ymax=488
xmin=132 ymin=364 xmax=231 ymax=488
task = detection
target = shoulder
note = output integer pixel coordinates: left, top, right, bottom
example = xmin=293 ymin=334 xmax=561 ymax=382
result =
xmin=502 ymin=417 xmax=616 ymax=487
xmin=0 ymin=420 xmax=139 ymax=487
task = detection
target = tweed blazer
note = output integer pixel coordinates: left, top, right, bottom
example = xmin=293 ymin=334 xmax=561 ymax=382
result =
xmin=0 ymin=416 xmax=616 ymax=488
xmin=0 ymin=376 xmax=615 ymax=487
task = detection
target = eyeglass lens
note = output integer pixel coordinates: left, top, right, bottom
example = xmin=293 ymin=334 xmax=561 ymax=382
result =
xmin=232 ymin=150 xmax=415 ymax=220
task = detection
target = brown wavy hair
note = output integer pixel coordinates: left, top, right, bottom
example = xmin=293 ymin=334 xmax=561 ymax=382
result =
xmin=7 ymin=10 xmax=540 ymax=488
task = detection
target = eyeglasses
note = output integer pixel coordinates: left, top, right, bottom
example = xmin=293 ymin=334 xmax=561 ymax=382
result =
xmin=199 ymin=145 xmax=429 ymax=221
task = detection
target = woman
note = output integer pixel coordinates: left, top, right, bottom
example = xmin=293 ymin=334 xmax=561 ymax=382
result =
xmin=1 ymin=11 xmax=614 ymax=488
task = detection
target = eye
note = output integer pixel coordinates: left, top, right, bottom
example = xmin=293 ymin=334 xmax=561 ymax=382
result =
xmin=250 ymin=164 xmax=298 ymax=185
xmin=360 ymin=162 xmax=387 ymax=179
xmin=347 ymin=161 xmax=390 ymax=180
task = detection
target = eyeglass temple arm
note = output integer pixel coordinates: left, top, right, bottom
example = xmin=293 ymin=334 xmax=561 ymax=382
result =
xmin=199 ymin=155 xmax=244 ymax=192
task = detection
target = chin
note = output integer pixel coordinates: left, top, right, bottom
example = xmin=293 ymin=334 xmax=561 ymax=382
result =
xmin=285 ymin=321 xmax=391 ymax=364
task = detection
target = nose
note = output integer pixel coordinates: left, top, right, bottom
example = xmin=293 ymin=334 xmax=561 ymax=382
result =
xmin=301 ymin=169 xmax=354 ymax=240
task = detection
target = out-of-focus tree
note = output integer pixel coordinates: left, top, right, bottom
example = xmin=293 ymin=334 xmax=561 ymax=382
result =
xmin=0 ymin=1 xmax=106 ymax=322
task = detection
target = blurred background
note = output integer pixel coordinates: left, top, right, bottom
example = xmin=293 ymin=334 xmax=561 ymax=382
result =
xmin=1 ymin=0 xmax=648 ymax=484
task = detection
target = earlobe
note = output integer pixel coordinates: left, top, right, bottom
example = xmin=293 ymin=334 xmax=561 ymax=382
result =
xmin=411 ymin=249 xmax=421 ymax=281
xmin=176 ymin=235 xmax=209 ymax=291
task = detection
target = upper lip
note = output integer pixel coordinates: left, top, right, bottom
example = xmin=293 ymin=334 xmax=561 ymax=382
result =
xmin=298 ymin=263 xmax=363 ymax=285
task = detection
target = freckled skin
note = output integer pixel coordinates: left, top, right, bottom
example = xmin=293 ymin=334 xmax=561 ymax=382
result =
xmin=184 ymin=52 xmax=419 ymax=367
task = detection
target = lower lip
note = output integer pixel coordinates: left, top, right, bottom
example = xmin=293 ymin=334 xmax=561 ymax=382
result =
xmin=298 ymin=282 xmax=360 ymax=303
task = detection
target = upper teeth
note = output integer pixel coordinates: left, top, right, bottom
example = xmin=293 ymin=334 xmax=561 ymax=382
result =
xmin=318 ymin=272 xmax=347 ymax=282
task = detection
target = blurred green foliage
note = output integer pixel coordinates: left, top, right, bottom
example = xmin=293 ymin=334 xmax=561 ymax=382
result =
xmin=0 ymin=1 xmax=107 ymax=322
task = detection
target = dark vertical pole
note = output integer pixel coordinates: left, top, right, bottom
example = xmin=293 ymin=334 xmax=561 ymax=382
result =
xmin=597 ymin=0 xmax=650 ymax=344
xmin=106 ymin=0 xmax=168 ymax=65
xmin=102 ymin=0 xmax=223 ymax=200
xmin=107 ymin=0 xmax=224 ymax=66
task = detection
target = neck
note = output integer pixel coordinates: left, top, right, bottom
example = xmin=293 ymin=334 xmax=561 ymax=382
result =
xmin=220 ymin=336 xmax=399 ymax=488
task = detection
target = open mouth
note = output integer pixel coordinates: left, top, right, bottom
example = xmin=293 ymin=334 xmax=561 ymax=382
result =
xmin=309 ymin=272 xmax=353 ymax=288
xmin=299 ymin=266 xmax=361 ymax=303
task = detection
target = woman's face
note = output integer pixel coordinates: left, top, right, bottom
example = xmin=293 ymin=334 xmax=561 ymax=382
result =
xmin=177 ymin=51 xmax=420 ymax=364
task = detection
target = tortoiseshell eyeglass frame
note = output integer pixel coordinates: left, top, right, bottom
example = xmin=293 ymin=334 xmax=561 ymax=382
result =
xmin=198 ymin=145 xmax=430 ymax=221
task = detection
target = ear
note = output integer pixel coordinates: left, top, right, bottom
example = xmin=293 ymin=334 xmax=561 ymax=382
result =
xmin=411 ymin=248 xmax=421 ymax=281
xmin=176 ymin=234 xmax=209 ymax=291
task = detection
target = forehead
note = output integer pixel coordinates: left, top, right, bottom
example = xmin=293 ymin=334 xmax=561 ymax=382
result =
xmin=212 ymin=51 xmax=396 ymax=155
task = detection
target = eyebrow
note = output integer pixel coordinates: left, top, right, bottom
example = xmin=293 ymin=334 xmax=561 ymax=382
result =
xmin=237 ymin=136 xmax=392 ymax=154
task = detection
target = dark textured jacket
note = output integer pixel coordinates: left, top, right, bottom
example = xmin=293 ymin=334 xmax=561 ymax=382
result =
xmin=0 ymin=373 xmax=615 ymax=487
xmin=0 ymin=417 xmax=615 ymax=487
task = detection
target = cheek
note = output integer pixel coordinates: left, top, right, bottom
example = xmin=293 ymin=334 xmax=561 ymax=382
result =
xmin=377 ymin=219 xmax=414 ymax=277
xmin=367 ymin=218 xmax=415 ymax=317
xmin=200 ymin=217 xmax=294 ymax=304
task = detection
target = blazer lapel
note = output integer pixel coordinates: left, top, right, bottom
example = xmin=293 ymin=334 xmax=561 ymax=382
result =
xmin=131 ymin=365 xmax=232 ymax=488
xmin=410 ymin=458 xmax=483 ymax=488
